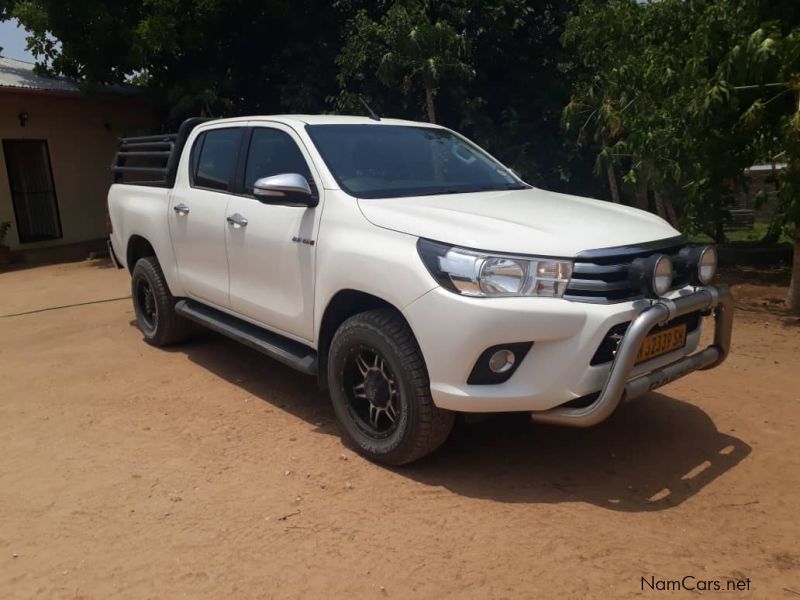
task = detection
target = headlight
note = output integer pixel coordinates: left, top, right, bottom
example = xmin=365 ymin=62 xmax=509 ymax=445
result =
xmin=417 ymin=239 xmax=573 ymax=297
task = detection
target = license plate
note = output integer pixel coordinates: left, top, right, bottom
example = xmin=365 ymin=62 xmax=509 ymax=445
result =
xmin=635 ymin=323 xmax=687 ymax=364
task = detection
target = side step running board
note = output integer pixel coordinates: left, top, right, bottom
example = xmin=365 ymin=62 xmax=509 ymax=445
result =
xmin=174 ymin=299 xmax=317 ymax=375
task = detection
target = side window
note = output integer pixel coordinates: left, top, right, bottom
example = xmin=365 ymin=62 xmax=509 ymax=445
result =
xmin=191 ymin=128 xmax=242 ymax=191
xmin=244 ymin=128 xmax=313 ymax=192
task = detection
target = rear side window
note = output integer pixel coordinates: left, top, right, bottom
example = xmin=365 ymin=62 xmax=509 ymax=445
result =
xmin=191 ymin=128 xmax=242 ymax=191
xmin=244 ymin=128 xmax=313 ymax=191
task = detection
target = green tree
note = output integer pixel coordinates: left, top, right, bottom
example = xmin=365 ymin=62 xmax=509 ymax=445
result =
xmin=564 ymin=0 xmax=800 ymax=312
xmin=7 ymin=0 xmax=588 ymax=192
xmin=336 ymin=1 xmax=589 ymax=190
xmin=564 ymin=0 xmax=758 ymax=235
xmin=562 ymin=0 xmax=642 ymax=205
xmin=720 ymin=5 xmax=800 ymax=311
xmin=7 ymin=0 xmax=350 ymax=122
xmin=336 ymin=1 xmax=472 ymax=123
xmin=460 ymin=0 xmax=590 ymax=191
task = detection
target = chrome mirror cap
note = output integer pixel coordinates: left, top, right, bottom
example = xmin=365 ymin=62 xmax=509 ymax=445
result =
xmin=253 ymin=173 xmax=312 ymax=197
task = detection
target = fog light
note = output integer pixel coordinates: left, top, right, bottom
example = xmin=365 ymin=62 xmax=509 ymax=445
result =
xmin=488 ymin=349 xmax=516 ymax=373
xmin=467 ymin=342 xmax=533 ymax=385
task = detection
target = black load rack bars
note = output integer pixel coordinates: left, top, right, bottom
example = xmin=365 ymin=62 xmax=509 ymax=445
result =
xmin=111 ymin=117 xmax=210 ymax=187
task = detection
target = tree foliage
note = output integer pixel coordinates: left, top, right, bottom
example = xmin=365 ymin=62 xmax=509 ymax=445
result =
xmin=460 ymin=0 xmax=592 ymax=191
xmin=4 ymin=0 xmax=800 ymax=309
xmin=564 ymin=1 xmax=759 ymax=236
xmin=337 ymin=1 xmax=473 ymax=123
xmin=563 ymin=0 xmax=800 ymax=310
xmin=5 ymin=0 xmax=585 ymax=190
xmin=8 ymin=0 xmax=348 ymax=121
xmin=334 ymin=0 xmax=586 ymax=189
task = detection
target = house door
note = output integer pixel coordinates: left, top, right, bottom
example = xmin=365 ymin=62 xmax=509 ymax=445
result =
xmin=3 ymin=140 xmax=62 ymax=243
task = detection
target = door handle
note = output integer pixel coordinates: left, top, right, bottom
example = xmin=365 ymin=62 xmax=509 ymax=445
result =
xmin=173 ymin=203 xmax=190 ymax=215
xmin=226 ymin=213 xmax=248 ymax=228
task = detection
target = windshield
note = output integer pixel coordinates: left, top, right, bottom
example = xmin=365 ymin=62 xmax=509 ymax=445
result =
xmin=305 ymin=124 xmax=528 ymax=199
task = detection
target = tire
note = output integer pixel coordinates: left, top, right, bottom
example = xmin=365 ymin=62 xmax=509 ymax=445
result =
xmin=327 ymin=309 xmax=455 ymax=465
xmin=131 ymin=256 xmax=192 ymax=347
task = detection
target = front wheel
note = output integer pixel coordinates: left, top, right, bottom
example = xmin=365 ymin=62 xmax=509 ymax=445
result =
xmin=327 ymin=309 xmax=454 ymax=465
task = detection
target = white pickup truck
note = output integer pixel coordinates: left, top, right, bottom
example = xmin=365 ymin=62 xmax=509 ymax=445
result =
xmin=107 ymin=115 xmax=733 ymax=465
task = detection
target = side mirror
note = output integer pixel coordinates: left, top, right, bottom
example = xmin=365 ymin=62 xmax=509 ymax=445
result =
xmin=253 ymin=173 xmax=317 ymax=206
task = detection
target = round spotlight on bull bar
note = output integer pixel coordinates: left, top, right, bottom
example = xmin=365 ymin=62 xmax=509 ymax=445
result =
xmin=651 ymin=254 xmax=674 ymax=296
xmin=677 ymin=245 xmax=718 ymax=286
xmin=630 ymin=253 xmax=674 ymax=298
xmin=695 ymin=245 xmax=717 ymax=285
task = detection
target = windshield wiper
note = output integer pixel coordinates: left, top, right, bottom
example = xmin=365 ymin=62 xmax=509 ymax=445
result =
xmin=387 ymin=184 xmax=528 ymax=198
xmin=424 ymin=188 xmax=473 ymax=196
xmin=477 ymin=183 xmax=530 ymax=192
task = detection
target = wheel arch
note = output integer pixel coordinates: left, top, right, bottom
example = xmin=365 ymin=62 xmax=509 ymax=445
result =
xmin=126 ymin=235 xmax=157 ymax=274
xmin=317 ymin=289 xmax=412 ymax=389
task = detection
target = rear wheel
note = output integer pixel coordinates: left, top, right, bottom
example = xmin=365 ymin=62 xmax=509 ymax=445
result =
xmin=131 ymin=256 xmax=192 ymax=346
xmin=328 ymin=309 xmax=454 ymax=465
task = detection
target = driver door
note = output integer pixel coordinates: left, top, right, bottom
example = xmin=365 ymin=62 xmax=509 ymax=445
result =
xmin=225 ymin=123 xmax=322 ymax=342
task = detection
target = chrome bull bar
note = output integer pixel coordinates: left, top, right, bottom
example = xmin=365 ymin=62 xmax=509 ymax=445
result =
xmin=530 ymin=284 xmax=733 ymax=427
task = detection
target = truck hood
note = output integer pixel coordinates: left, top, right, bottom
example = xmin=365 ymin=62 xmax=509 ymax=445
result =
xmin=356 ymin=187 xmax=680 ymax=257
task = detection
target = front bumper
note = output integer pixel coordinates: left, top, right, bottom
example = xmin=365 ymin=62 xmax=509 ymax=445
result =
xmin=403 ymin=284 xmax=732 ymax=419
xmin=529 ymin=285 xmax=732 ymax=427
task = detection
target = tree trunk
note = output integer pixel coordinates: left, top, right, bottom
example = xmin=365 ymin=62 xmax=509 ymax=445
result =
xmin=761 ymin=163 xmax=785 ymax=244
xmin=653 ymin=190 xmax=678 ymax=227
xmin=606 ymin=163 xmax=621 ymax=203
xmin=654 ymin=191 xmax=667 ymax=219
xmin=634 ymin=185 xmax=649 ymax=211
xmin=789 ymin=227 xmax=800 ymax=315
xmin=425 ymin=86 xmax=436 ymax=124
xmin=665 ymin=197 xmax=679 ymax=227
xmin=760 ymin=220 xmax=782 ymax=245
xmin=786 ymin=152 xmax=800 ymax=313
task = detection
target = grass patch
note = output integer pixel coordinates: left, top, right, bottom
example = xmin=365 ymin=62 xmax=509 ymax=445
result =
xmin=689 ymin=222 xmax=793 ymax=245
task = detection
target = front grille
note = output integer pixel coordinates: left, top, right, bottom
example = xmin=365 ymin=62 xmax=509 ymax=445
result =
xmin=565 ymin=236 xmax=689 ymax=303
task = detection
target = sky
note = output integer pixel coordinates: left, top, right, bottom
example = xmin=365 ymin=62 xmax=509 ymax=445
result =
xmin=0 ymin=19 xmax=35 ymax=62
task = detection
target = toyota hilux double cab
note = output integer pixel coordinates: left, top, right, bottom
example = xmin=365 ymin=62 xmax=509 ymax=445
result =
xmin=107 ymin=115 xmax=733 ymax=465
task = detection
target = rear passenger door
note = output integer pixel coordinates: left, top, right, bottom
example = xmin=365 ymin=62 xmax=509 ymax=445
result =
xmin=169 ymin=126 xmax=243 ymax=308
xmin=225 ymin=123 xmax=322 ymax=341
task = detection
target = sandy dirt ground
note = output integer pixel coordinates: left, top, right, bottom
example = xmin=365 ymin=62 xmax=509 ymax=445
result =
xmin=1 ymin=259 xmax=799 ymax=599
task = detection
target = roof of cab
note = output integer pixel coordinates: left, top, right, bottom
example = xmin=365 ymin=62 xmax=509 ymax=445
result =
xmin=205 ymin=114 xmax=441 ymax=127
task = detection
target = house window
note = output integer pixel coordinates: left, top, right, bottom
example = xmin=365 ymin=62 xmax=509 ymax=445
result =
xmin=3 ymin=139 xmax=62 ymax=243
